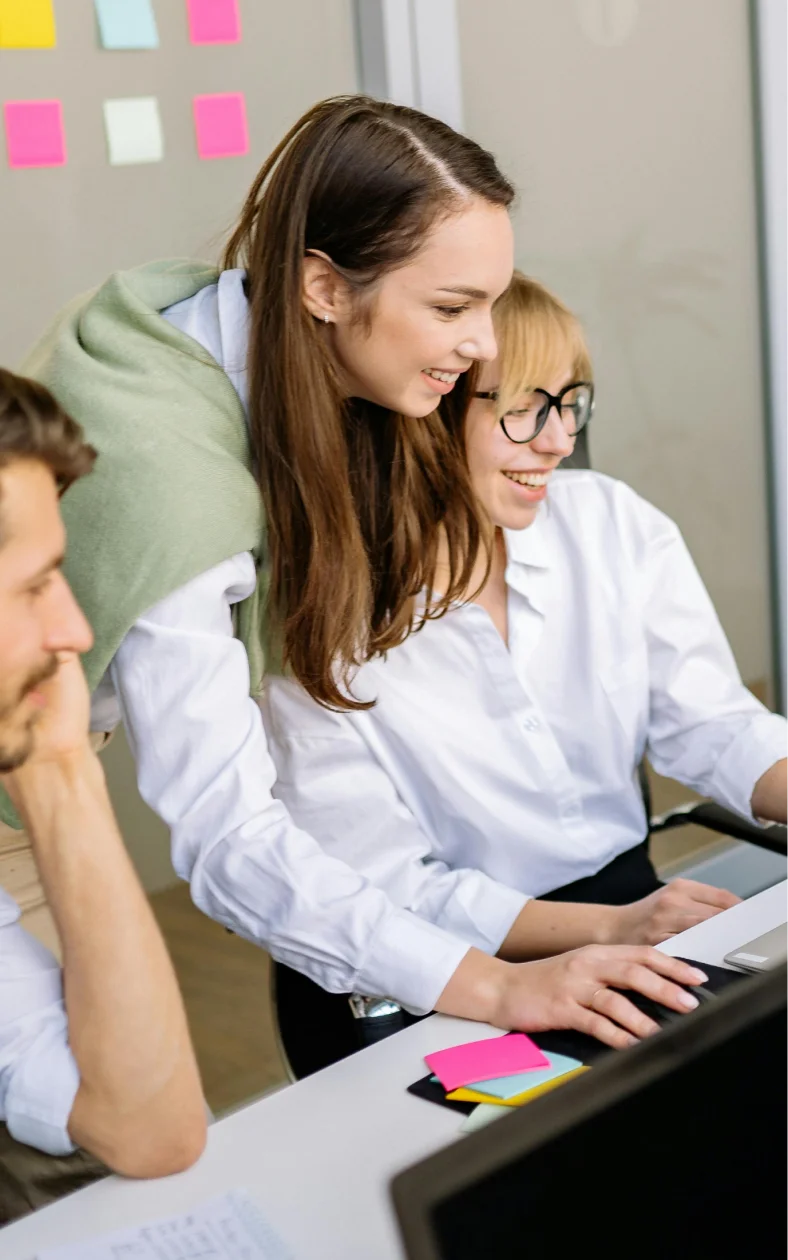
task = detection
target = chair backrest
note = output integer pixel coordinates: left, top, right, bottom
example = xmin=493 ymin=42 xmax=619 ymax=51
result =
xmin=560 ymin=427 xmax=655 ymax=823
xmin=561 ymin=425 xmax=590 ymax=470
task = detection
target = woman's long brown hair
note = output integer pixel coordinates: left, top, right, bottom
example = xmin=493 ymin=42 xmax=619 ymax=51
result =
xmin=224 ymin=96 xmax=514 ymax=709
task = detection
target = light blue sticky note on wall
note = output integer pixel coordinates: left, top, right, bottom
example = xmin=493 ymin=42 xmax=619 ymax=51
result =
xmin=94 ymin=0 xmax=159 ymax=49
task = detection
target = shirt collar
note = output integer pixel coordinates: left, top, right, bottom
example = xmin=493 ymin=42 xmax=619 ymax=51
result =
xmin=501 ymin=505 xmax=555 ymax=618
xmin=503 ymin=502 xmax=554 ymax=573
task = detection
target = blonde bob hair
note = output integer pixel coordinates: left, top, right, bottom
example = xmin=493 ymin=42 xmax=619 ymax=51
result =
xmin=490 ymin=271 xmax=593 ymax=419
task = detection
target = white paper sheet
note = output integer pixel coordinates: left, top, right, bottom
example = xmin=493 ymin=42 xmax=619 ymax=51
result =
xmin=37 ymin=1188 xmax=293 ymax=1260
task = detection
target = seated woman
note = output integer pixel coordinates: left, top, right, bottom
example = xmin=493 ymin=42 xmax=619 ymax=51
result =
xmin=264 ymin=272 xmax=787 ymax=1076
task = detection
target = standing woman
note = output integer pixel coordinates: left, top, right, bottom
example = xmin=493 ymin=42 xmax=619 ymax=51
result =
xmin=1 ymin=96 xmax=702 ymax=1054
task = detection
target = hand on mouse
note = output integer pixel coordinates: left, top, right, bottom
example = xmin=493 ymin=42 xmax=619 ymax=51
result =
xmin=608 ymin=879 xmax=741 ymax=947
xmin=491 ymin=946 xmax=708 ymax=1050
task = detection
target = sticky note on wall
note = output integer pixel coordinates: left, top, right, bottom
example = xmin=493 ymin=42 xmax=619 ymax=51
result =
xmin=104 ymin=98 xmax=164 ymax=165
xmin=4 ymin=100 xmax=66 ymax=168
xmin=193 ymin=92 xmax=248 ymax=159
xmin=0 ymin=0 xmax=56 ymax=48
xmin=94 ymin=0 xmax=159 ymax=50
xmin=186 ymin=0 xmax=241 ymax=44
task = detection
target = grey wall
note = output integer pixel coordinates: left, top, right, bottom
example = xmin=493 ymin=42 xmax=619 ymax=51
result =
xmin=457 ymin=0 xmax=772 ymax=688
xmin=0 ymin=0 xmax=358 ymax=890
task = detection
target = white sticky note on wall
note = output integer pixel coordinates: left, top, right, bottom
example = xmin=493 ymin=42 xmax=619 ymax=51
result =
xmin=103 ymin=96 xmax=163 ymax=165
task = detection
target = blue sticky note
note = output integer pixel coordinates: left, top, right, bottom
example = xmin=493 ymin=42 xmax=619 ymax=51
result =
xmin=467 ymin=1051 xmax=583 ymax=1100
xmin=94 ymin=0 xmax=159 ymax=49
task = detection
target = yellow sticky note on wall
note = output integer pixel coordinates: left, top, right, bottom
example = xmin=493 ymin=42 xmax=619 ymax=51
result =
xmin=0 ymin=0 xmax=56 ymax=48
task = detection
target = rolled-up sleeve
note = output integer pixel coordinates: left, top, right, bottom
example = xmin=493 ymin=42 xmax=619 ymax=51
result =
xmin=0 ymin=893 xmax=79 ymax=1155
xmin=643 ymin=517 xmax=787 ymax=821
xmin=111 ymin=555 xmax=472 ymax=1014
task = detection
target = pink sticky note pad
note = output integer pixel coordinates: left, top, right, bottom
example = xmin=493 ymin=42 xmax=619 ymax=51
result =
xmin=186 ymin=0 xmax=240 ymax=44
xmin=4 ymin=100 xmax=66 ymax=169
xmin=193 ymin=92 xmax=248 ymax=160
xmin=425 ymin=1034 xmax=549 ymax=1093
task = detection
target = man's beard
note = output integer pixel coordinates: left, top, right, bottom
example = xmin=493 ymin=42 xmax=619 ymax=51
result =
xmin=0 ymin=655 xmax=58 ymax=773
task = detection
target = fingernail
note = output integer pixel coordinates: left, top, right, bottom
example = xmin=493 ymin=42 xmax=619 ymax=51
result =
xmin=689 ymin=969 xmax=708 ymax=984
xmin=679 ymin=991 xmax=699 ymax=1010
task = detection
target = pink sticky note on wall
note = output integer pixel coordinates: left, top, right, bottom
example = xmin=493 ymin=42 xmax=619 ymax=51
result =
xmin=186 ymin=0 xmax=241 ymax=44
xmin=4 ymin=100 xmax=66 ymax=169
xmin=193 ymin=92 xmax=248 ymax=160
xmin=425 ymin=1034 xmax=549 ymax=1093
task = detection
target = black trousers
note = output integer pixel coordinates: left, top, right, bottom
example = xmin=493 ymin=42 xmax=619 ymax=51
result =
xmin=274 ymin=841 xmax=662 ymax=1079
xmin=0 ymin=1123 xmax=108 ymax=1226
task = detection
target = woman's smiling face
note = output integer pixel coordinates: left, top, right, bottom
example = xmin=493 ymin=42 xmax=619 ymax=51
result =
xmin=313 ymin=199 xmax=515 ymax=418
xmin=465 ymin=357 xmax=578 ymax=532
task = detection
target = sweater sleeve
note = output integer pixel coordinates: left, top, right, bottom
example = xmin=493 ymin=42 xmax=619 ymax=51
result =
xmin=110 ymin=554 xmax=471 ymax=1014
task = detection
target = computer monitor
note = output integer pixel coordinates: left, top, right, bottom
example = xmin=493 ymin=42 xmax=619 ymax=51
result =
xmin=392 ymin=965 xmax=786 ymax=1260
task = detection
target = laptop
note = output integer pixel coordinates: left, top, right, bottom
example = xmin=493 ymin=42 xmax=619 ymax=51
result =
xmin=724 ymin=922 xmax=787 ymax=972
xmin=391 ymin=965 xmax=786 ymax=1260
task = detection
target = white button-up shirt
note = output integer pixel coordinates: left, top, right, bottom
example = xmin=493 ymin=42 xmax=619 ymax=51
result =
xmin=0 ymin=889 xmax=79 ymax=1154
xmin=86 ymin=272 xmax=471 ymax=1017
xmin=263 ymin=471 xmax=787 ymax=958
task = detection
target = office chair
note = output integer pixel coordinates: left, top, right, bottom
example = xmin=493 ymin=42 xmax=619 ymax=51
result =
xmin=565 ymin=429 xmax=787 ymax=861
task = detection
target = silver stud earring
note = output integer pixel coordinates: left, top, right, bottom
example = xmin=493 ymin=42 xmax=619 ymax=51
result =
xmin=323 ymin=314 xmax=330 ymax=324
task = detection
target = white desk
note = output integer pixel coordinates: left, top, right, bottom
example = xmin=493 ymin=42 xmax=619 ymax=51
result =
xmin=2 ymin=880 xmax=785 ymax=1260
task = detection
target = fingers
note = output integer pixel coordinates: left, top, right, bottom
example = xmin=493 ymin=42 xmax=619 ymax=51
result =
xmin=623 ymin=948 xmax=707 ymax=988
xmin=608 ymin=960 xmax=701 ymax=1016
xmin=649 ymin=901 xmax=725 ymax=941
xmin=667 ymin=879 xmax=741 ymax=911
xmin=590 ymin=988 xmax=661 ymax=1040
xmin=572 ymin=1006 xmax=638 ymax=1051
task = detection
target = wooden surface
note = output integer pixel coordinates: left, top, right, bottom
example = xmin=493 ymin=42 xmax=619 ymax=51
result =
xmin=148 ymin=884 xmax=289 ymax=1117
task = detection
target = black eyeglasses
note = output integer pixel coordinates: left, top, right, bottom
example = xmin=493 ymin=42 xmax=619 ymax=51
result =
xmin=474 ymin=381 xmax=595 ymax=444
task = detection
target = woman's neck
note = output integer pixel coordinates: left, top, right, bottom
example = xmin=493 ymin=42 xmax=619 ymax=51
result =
xmin=435 ymin=524 xmax=509 ymax=644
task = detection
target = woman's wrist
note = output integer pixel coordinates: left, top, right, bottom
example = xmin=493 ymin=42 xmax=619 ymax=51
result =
xmin=593 ymin=903 xmax=627 ymax=946
xmin=435 ymin=946 xmax=511 ymax=1027
xmin=4 ymin=745 xmax=107 ymax=836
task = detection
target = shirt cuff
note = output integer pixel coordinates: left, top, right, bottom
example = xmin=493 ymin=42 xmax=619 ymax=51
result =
xmin=4 ymin=1035 xmax=80 ymax=1156
xmin=711 ymin=713 xmax=787 ymax=822
xmin=429 ymin=876 xmax=529 ymax=957
xmin=352 ymin=907 xmax=472 ymax=1016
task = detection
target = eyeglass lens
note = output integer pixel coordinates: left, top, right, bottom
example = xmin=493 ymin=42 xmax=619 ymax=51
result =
xmin=500 ymin=383 xmax=593 ymax=444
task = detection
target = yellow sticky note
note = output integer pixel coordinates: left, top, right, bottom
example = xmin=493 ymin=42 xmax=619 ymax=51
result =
xmin=0 ymin=0 xmax=56 ymax=48
xmin=448 ymin=1066 xmax=590 ymax=1107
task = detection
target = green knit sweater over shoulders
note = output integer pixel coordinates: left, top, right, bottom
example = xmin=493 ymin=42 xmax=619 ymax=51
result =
xmin=1 ymin=260 xmax=266 ymax=828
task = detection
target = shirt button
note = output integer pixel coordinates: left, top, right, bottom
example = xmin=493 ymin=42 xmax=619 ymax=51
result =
xmin=521 ymin=717 xmax=540 ymax=732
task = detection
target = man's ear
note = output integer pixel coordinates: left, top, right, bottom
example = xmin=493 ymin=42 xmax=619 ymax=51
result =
xmin=302 ymin=250 xmax=351 ymax=325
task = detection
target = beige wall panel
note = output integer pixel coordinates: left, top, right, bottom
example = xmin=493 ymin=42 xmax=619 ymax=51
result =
xmin=457 ymin=0 xmax=770 ymax=685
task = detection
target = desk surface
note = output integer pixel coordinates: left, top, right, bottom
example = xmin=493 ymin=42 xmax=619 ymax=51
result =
xmin=3 ymin=880 xmax=785 ymax=1260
